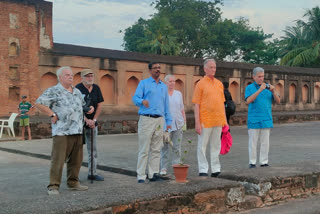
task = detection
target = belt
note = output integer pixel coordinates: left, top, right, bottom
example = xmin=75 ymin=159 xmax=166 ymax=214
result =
xmin=141 ymin=114 xmax=162 ymax=118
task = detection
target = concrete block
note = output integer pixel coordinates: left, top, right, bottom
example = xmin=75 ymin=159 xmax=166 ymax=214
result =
xmin=241 ymin=181 xmax=271 ymax=196
xmin=305 ymin=174 xmax=318 ymax=188
xmin=227 ymin=187 xmax=245 ymax=206
xmin=239 ymin=195 xmax=263 ymax=210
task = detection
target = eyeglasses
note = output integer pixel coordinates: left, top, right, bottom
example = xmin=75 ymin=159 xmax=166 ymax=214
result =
xmin=85 ymin=75 xmax=94 ymax=78
xmin=151 ymin=66 xmax=161 ymax=70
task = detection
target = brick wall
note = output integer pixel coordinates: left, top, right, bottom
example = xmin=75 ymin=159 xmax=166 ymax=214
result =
xmin=0 ymin=0 xmax=52 ymax=116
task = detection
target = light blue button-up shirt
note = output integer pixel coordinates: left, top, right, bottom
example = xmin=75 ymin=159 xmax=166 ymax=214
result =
xmin=245 ymin=82 xmax=274 ymax=129
xmin=132 ymin=77 xmax=172 ymax=126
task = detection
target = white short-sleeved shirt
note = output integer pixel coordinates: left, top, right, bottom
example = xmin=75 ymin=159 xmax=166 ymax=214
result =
xmin=169 ymin=90 xmax=185 ymax=131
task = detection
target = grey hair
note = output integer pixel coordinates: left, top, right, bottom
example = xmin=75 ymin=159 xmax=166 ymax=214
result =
xmin=164 ymin=74 xmax=175 ymax=83
xmin=253 ymin=67 xmax=264 ymax=76
xmin=56 ymin=66 xmax=72 ymax=81
xmin=204 ymin=58 xmax=216 ymax=68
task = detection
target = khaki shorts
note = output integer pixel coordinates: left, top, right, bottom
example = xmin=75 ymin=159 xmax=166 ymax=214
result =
xmin=20 ymin=118 xmax=30 ymax=126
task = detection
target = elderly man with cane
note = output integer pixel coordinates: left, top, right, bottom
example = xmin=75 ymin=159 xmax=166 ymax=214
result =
xmin=76 ymin=69 xmax=104 ymax=181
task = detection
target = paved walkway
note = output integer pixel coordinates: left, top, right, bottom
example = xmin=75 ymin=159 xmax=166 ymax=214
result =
xmin=1 ymin=121 xmax=320 ymax=176
xmin=1 ymin=121 xmax=320 ymax=213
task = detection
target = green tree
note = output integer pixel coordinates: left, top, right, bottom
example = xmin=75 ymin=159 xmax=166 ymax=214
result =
xmin=122 ymin=16 xmax=180 ymax=55
xmin=122 ymin=0 xmax=275 ymax=64
xmin=153 ymin=0 xmax=223 ymax=57
xmin=280 ymin=6 xmax=320 ymax=67
xmin=206 ymin=18 xmax=276 ymax=64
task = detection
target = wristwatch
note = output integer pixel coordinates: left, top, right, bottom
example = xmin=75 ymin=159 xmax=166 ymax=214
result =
xmin=51 ymin=113 xmax=56 ymax=117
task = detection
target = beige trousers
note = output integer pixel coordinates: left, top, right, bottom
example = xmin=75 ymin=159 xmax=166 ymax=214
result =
xmin=136 ymin=116 xmax=164 ymax=180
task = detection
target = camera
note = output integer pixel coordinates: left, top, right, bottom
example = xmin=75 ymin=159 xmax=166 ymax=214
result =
xmin=265 ymin=84 xmax=270 ymax=90
xmin=83 ymin=95 xmax=92 ymax=113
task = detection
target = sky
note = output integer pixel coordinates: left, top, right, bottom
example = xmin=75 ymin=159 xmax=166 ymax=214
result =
xmin=46 ymin=0 xmax=320 ymax=51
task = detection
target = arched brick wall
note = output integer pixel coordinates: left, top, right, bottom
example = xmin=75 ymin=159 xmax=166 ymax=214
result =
xmin=73 ymin=72 xmax=81 ymax=86
xmin=275 ymin=83 xmax=284 ymax=103
xmin=9 ymin=42 xmax=18 ymax=56
xmin=302 ymin=85 xmax=309 ymax=104
xmin=289 ymin=83 xmax=296 ymax=104
xmin=40 ymin=72 xmax=57 ymax=92
xmin=175 ymin=79 xmax=184 ymax=100
xmin=193 ymin=79 xmax=200 ymax=89
xmin=126 ymin=76 xmax=139 ymax=105
xmin=314 ymin=85 xmax=320 ymax=103
xmin=100 ymin=74 xmax=115 ymax=104
xmin=230 ymin=81 xmax=240 ymax=104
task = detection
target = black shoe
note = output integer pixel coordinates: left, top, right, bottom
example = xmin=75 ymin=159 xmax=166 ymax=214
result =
xmin=260 ymin=164 xmax=269 ymax=167
xmin=138 ymin=179 xmax=145 ymax=183
xmin=211 ymin=172 xmax=220 ymax=177
xmin=149 ymin=174 xmax=164 ymax=182
xmin=249 ymin=164 xmax=256 ymax=169
xmin=87 ymin=174 xmax=104 ymax=181
xmin=199 ymin=173 xmax=208 ymax=176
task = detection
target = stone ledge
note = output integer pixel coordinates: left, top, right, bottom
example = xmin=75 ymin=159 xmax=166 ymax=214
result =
xmin=83 ymin=178 xmax=243 ymax=214
xmin=86 ymin=162 xmax=320 ymax=214
xmin=219 ymin=161 xmax=320 ymax=210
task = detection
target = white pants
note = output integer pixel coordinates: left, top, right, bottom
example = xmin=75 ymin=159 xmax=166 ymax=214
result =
xmin=136 ymin=116 xmax=164 ymax=180
xmin=160 ymin=128 xmax=183 ymax=171
xmin=197 ymin=126 xmax=222 ymax=174
xmin=248 ymin=128 xmax=270 ymax=165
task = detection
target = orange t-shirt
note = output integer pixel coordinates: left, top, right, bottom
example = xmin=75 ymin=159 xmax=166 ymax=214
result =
xmin=192 ymin=76 xmax=226 ymax=128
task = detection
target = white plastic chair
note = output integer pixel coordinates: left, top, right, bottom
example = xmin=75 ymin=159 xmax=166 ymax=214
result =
xmin=0 ymin=113 xmax=18 ymax=138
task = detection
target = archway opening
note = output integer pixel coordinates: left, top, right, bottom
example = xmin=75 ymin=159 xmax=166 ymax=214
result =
xmin=289 ymin=83 xmax=296 ymax=104
xmin=101 ymin=74 xmax=115 ymax=104
xmin=229 ymin=81 xmax=240 ymax=104
xmin=126 ymin=76 xmax=139 ymax=104
xmin=40 ymin=72 xmax=58 ymax=92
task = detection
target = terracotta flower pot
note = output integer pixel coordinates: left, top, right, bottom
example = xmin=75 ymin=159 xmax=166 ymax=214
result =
xmin=172 ymin=164 xmax=189 ymax=183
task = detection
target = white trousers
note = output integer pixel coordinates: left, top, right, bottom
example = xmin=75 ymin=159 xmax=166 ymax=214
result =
xmin=160 ymin=128 xmax=183 ymax=171
xmin=197 ymin=126 xmax=222 ymax=174
xmin=136 ymin=116 xmax=164 ymax=180
xmin=248 ymin=128 xmax=270 ymax=165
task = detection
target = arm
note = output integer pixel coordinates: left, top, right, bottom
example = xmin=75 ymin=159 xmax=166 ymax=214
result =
xmin=132 ymin=81 xmax=149 ymax=107
xmin=269 ymin=85 xmax=281 ymax=104
xmin=245 ymin=83 xmax=266 ymax=104
xmin=194 ymin=104 xmax=201 ymax=135
xmin=87 ymin=102 xmax=102 ymax=129
xmin=164 ymin=89 xmax=172 ymax=130
xmin=181 ymin=109 xmax=186 ymax=122
xmin=34 ymin=103 xmax=58 ymax=124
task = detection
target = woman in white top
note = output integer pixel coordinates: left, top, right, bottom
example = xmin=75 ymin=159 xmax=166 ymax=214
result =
xmin=160 ymin=75 xmax=186 ymax=175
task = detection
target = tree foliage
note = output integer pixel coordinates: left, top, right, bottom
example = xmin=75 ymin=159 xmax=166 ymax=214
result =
xmin=122 ymin=0 xmax=276 ymax=64
xmin=280 ymin=6 xmax=320 ymax=67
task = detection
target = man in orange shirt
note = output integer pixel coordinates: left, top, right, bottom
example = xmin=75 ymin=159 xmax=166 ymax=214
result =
xmin=192 ymin=59 xmax=227 ymax=177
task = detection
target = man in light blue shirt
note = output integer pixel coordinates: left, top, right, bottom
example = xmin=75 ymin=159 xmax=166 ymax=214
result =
xmin=132 ymin=62 xmax=172 ymax=183
xmin=245 ymin=67 xmax=280 ymax=169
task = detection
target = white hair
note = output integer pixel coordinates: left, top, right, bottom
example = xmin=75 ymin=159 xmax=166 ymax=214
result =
xmin=204 ymin=58 xmax=216 ymax=68
xmin=253 ymin=67 xmax=264 ymax=76
xmin=164 ymin=74 xmax=175 ymax=82
xmin=56 ymin=66 xmax=72 ymax=82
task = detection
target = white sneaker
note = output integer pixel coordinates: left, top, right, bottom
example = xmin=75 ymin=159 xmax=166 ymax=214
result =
xmin=160 ymin=169 xmax=167 ymax=176
xmin=47 ymin=189 xmax=59 ymax=195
